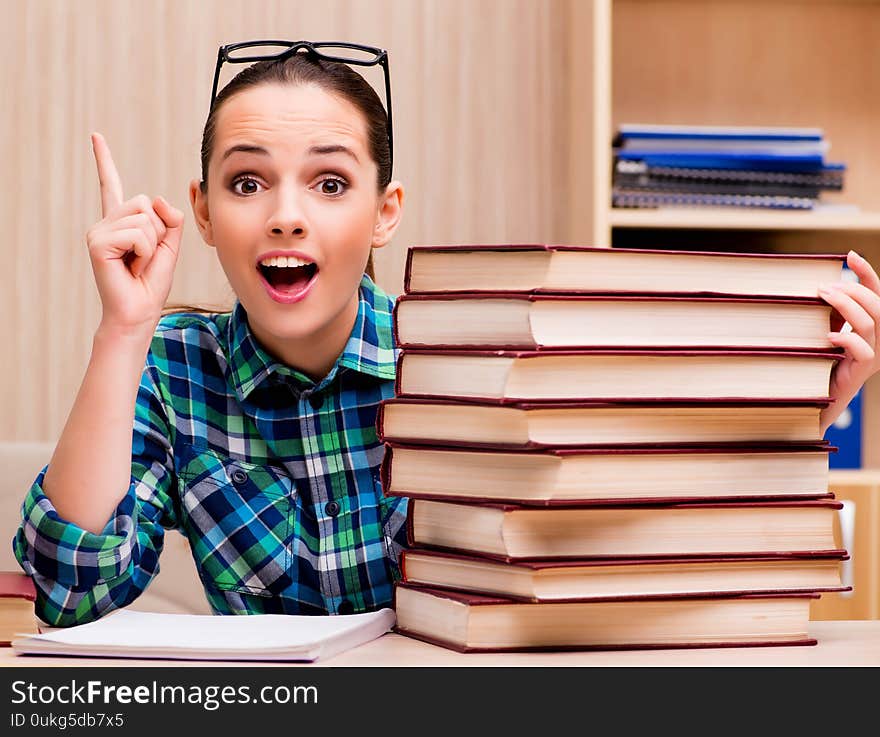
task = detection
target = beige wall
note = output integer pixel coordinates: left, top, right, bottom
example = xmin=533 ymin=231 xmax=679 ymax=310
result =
xmin=2 ymin=0 xmax=591 ymax=442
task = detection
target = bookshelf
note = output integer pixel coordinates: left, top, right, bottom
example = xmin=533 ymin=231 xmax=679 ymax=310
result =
xmin=812 ymin=470 xmax=880 ymax=621
xmin=573 ymin=0 xmax=880 ymax=467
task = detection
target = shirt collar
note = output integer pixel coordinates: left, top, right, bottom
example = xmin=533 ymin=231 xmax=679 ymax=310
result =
xmin=226 ymin=274 xmax=398 ymax=401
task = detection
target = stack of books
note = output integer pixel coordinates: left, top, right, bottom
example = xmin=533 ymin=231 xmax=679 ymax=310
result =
xmin=611 ymin=124 xmax=846 ymax=210
xmin=381 ymin=244 xmax=851 ymax=652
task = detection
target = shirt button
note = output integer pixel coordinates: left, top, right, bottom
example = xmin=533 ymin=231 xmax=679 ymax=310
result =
xmin=308 ymin=393 xmax=323 ymax=410
xmin=231 ymin=469 xmax=248 ymax=485
xmin=337 ymin=599 xmax=355 ymax=615
xmin=324 ymin=501 xmax=340 ymax=517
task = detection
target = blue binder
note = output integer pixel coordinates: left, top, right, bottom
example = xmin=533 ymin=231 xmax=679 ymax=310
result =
xmin=826 ymin=389 xmax=862 ymax=469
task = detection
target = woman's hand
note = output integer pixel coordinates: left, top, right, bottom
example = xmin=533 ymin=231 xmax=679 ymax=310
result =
xmin=86 ymin=132 xmax=184 ymax=336
xmin=819 ymin=250 xmax=880 ymax=434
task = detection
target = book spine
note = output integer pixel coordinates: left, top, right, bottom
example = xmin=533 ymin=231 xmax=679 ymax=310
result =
xmin=380 ymin=443 xmax=394 ymax=498
xmin=393 ymin=352 xmax=404 ymax=396
xmin=376 ymin=401 xmax=387 ymax=443
xmin=404 ymin=247 xmax=415 ymax=294
xmin=404 ymin=507 xmax=416 ymax=549
xmin=392 ymin=299 xmax=401 ymax=347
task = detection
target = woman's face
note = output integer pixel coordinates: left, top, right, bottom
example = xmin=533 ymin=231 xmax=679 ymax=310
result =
xmin=190 ymin=82 xmax=401 ymax=372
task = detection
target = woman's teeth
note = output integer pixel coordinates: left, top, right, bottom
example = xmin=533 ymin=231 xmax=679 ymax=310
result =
xmin=260 ymin=255 xmax=314 ymax=268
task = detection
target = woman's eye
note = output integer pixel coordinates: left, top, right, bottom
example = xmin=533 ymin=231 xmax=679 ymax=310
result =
xmin=231 ymin=176 xmax=263 ymax=196
xmin=317 ymin=177 xmax=347 ymax=196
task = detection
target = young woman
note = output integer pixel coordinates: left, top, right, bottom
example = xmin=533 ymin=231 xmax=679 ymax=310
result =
xmin=15 ymin=43 xmax=406 ymax=624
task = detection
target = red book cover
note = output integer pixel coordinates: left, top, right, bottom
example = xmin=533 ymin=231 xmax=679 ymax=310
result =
xmin=0 ymin=572 xmax=36 ymax=602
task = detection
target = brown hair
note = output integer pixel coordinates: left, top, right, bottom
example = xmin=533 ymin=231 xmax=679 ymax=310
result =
xmin=166 ymin=50 xmax=391 ymax=316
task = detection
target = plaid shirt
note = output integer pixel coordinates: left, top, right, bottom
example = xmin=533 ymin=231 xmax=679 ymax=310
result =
xmin=14 ymin=275 xmax=407 ymax=626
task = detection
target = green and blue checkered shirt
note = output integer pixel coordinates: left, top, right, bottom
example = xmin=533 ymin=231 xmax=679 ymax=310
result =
xmin=14 ymin=275 xmax=407 ymax=626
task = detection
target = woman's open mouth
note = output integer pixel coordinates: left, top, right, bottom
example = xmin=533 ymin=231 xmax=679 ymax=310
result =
xmin=257 ymin=255 xmax=319 ymax=304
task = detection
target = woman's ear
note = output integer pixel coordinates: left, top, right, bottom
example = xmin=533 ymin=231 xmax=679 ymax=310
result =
xmin=189 ymin=178 xmax=215 ymax=247
xmin=372 ymin=181 xmax=405 ymax=249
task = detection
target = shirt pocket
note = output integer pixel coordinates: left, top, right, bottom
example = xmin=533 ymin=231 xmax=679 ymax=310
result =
xmin=177 ymin=444 xmax=295 ymax=597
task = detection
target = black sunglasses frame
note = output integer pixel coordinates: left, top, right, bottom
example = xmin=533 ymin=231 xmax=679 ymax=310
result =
xmin=211 ymin=40 xmax=394 ymax=176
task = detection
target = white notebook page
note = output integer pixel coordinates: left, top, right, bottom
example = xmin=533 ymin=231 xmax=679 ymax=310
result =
xmin=12 ymin=608 xmax=396 ymax=661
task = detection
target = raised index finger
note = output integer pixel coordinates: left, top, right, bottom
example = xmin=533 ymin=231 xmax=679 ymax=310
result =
xmin=91 ymin=132 xmax=124 ymax=218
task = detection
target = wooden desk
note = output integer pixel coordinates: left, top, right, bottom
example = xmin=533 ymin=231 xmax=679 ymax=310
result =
xmin=2 ymin=621 xmax=878 ymax=667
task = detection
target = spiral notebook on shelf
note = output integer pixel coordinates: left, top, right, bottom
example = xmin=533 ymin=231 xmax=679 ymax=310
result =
xmin=11 ymin=608 xmax=396 ymax=662
xmin=614 ymin=159 xmax=846 ymax=188
xmin=611 ymin=189 xmax=815 ymax=210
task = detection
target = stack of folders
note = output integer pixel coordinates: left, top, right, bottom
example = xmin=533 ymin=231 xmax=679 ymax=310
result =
xmin=380 ymin=244 xmax=852 ymax=653
xmin=611 ymin=124 xmax=846 ymax=210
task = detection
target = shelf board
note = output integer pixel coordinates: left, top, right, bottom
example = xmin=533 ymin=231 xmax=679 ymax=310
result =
xmin=609 ymin=208 xmax=880 ymax=232
xmin=829 ymin=469 xmax=880 ymax=486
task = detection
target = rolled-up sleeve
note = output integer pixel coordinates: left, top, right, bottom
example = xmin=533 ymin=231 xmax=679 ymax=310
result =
xmin=12 ymin=366 xmax=178 ymax=626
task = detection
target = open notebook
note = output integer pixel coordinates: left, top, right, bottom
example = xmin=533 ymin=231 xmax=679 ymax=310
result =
xmin=11 ymin=608 xmax=396 ymax=662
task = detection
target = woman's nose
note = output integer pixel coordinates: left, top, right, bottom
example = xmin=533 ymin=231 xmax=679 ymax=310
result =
xmin=266 ymin=187 xmax=307 ymax=237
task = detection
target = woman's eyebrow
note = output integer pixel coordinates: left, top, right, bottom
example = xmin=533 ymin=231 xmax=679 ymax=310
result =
xmin=309 ymin=144 xmax=359 ymax=163
xmin=220 ymin=143 xmax=359 ymax=164
xmin=221 ymin=144 xmax=270 ymax=162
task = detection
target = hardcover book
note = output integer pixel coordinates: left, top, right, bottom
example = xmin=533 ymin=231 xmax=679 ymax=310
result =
xmin=394 ymin=349 xmax=841 ymax=403
xmin=404 ymin=498 xmax=844 ymax=560
xmin=382 ymin=443 xmax=833 ymax=505
xmin=400 ymin=548 xmax=849 ymax=602
xmin=393 ymin=583 xmax=820 ymax=652
xmin=393 ymin=293 xmax=834 ymax=350
xmin=377 ymin=398 xmax=828 ymax=449
xmin=404 ymin=244 xmax=845 ymax=298
xmin=0 ymin=572 xmax=38 ymax=646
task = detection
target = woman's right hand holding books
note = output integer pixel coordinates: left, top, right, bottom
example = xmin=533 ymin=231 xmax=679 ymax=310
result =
xmin=86 ymin=132 xmax=184 ymax=337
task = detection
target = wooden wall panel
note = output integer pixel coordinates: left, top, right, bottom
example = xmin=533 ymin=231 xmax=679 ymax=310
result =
xmin=1 ymin=0 xmax=579 ymax=442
